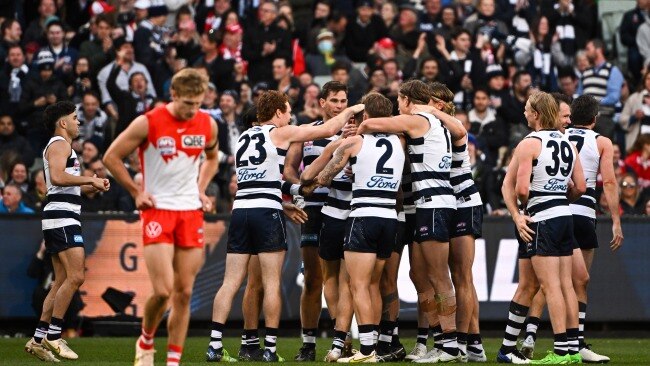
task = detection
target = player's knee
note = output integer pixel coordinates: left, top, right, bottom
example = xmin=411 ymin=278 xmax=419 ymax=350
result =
xmin=409 ymin=268 xmax=428 ymax=289
xmin=152 ymin=287 xmax=172 ymax=303
xmin=572 ymin=271 xmax=589 ymax=290
xmin=67 ymin=272 xmax=85 ymax=289
xmin=173 ymin=287 xmax=193 ymax=306
xmin=303 ymin=274 xmax=323 ymax=295
xmin=451 ymin=267 xmax=472 ymax=287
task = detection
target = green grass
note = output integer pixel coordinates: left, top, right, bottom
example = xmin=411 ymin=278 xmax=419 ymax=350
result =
xmin=1 ymin=337 xmax=649 ymax=365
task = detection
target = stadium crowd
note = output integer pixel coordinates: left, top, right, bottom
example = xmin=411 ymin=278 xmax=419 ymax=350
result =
xmin=0 ymin=0 xmax=649 ymax=216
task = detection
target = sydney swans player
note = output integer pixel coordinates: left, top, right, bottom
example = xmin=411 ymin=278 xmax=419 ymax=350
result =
xmin=104 ymin=68 xmax=219 ymax=366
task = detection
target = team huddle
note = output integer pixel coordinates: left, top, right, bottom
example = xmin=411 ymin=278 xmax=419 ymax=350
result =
xmin=24 ymin=69 xmax=623 ymax=365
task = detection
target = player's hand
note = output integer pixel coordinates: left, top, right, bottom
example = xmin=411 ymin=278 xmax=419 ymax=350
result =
xmin=90 ymin=174 xmax=110 ymax=192
xmin=200 ymin=193 xmax=213 ymax=212
xmin=348 ymin=104 xmax=365 ymax=115
xmin=514 ymin=214 xmax=535 ymax=243
xmin=135 ymin=191 xmax=156 ymax=210
xmin=610 ymin=222 xmax=624 ymax=251
xmin=282 ymin=202 xmax=308 ymax=224
xmin=344 ymin=165 xmax=353 ymax=178
xmin=342 ymin=123 xmax=358 ymax=138
xmin=301 ymin=181 xmax=318 ymax=197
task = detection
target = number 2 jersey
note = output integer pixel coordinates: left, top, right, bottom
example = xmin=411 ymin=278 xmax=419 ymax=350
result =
xmin=566 ymin=127 xmax=600 ymax=219
xmin=525 ymin=129 xmax=576 ymax=222
xmin=233 ymin=124 xmax=285 ymax=210
xmin=350 ymin=133 xmax=405 ymax=219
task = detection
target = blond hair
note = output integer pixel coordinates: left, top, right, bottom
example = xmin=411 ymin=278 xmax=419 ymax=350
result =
xmin=428 ymin=82 xmax=456 ymax=116
xmin=528 ymin=91 xmax=559 ymax=130
xmin=170 ymin=68 xmax=209 ymax=97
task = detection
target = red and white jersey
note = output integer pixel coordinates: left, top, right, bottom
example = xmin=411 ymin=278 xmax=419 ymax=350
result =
xmin=139 ymin=105 xmax=213 ymax=210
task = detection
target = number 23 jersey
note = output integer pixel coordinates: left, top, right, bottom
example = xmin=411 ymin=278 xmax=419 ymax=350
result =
xmin=233 ymin=124 xmax=285 ymax=210
xmin=526 ymin=130 xmax=576 ymax=222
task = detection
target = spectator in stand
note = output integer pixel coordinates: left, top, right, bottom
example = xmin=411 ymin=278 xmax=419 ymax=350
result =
xmin=367 ymin=36 xmax=397 ymax=72
xmin=468 ymin=88 xmax=498 ymax=134
xmin=621 ymin=70 xmax=650 ymax=151
xmin=530 ymin=15 xmax=556 ymax=91
xmin=418 ymin=56 xmax=444 ymax=84
xmin=0 ymin=19 xmax=22 ymax=71
xmin=326 ymin=10 xmax=348 ymax=54
xmin=463 ymin=0 xmax=509 ymax=39
xmin=19 ymin=50 xmax=68 ymax=154
xmin=0 ymin=115 xmax=35 ymax=169
xmin=557 ymin=66 xmax=579 ymax=100
xmin=78 ymin=13 xmax=115 ymax=75
xmin=37 ymin=20 xmax=78 ymax=81
xmin=67 ymin=57 xmax=94 ymax=104
xmin=578 ymin=38 xmax=624 ymax=139
xmin=304 ymin=0 xmax=333 ymax=55
xmin=380 ymin=1 xmax=398 ymax=31
xmin=500 ymin=69 xmax=533 ymax=146
xmin=133 ymin=3 xmax=168 ymax=72
xmin=305 ymin=29 xmax=351 ymax=77
xmin=625 ymin=133 xmax=650 ymax=188
xmin=80 ymin=139 xmax=100 ymax=168
xmin=272 ymin=56 xmax=301 ymax=106
xmin=236 ymin=81 xmax=253 ymax=115
xmin=0 ymin=45 xmax=30 ymax=125
xmin=390 ymin=4 xmax=423 ymax=69
xmin=196 ymin=0 xmax=232 ymax=34
xmin=471 ymin=88 xmax=507 ymax=166
xmin=296 ymin=83 xmax=323 ymax=124
xmin=330 ymin=60 xmax=364 ymax=104
xmin=439 ymin=28 xmax=486 ymax=112
xmin=0 ymin=183 xmax=34 ymax=213
xmin=242 ymin=0 xmax=292 ymax=84
xmin=7 ymin=161 xmax=29 ymax=193
xmin=277 ymin=6 xmax=306 ymax=77
xmin=620 ymin=172 xmax=645 ymax=214
xmin=24 ymin=169 xmax=47 ymax=211
xmin=76 ymin=91 xmax=109 ymax=149
xmin=485 ymin=63 xmax=508 ymax=110
xmin=216 ymin=23 xmax=247 ymax=92
xmin=106 ymin=55 xmax=155 ymax=140
xmin=200 ymin=82 xmax=220 ymax=119
xmin=170 ymin=6 xmax=201 ymax=65
xmin=215 ymin=89 xmax=243 ymax=203
xmin=96 ymin=37 xmax=155 ymax=120
xmin=621 ymin=0 xmax=648 ymax=82
xmin=342 ymin=0 xmax=388 ymax=63
xmin=85 ymin=158 xmax=133 ymax=212
xmin=23 ymin=0 xmax=59 ymax=46
xmin=419 ymin=0 xmax=443 ymax=33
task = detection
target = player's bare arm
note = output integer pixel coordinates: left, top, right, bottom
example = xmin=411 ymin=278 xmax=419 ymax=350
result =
xmin=503 ymin=149 xmax=534 ymax=242
xmin=515 ymin=138 xmax=540 ymax=205
xmin=567 ymin=146 xmax=587 ymax=202
xmin=103 ymin=115 xmax=153 ymax=208
xmin=411 ymin=104 xmax=467 ymax=142
xmin=198 ymin=118 xmax=220 ymax=212
xmin=47 ymin=140 xmax=109 ymax=191
xmin=283 ymin=143 xmax=303 ymax=184
xmin=357 ymin=113 xmax=427 ymax=137
xmin=597 ymin=136 xmax=624 ymax=250
xmin=315 ymin=138 xmax=360 ymax=187
xmin=273 ymin=105 xmax=364 ymax=149
xmin=301 ymin=139 xmax=343 ymax=185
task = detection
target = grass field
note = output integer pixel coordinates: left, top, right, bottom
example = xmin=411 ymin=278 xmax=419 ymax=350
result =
xmin=1 ymin=337 xmax=649 ymax=365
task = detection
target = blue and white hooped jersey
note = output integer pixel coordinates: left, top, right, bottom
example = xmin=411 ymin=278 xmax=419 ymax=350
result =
xmin=451 ymin=131 xmax=482 ymax=209
xmin=322 ymin=165 xmax=353 ymax=220
xmin=301 ymin=120 xmax=339 ymax=207
xmin=43 ymin=136 xmax=82 ymax=230
xmin=350 ymin=133 xmax=405 ymax=219
xmin=525 ymin=129 xmax=575 ymax=222
xmin=233 ymin=124 xmax=286 ymax=210
xmin=566 ymin=127 xmax=600 ymax=219
xmin=406 ymin=112 xmax=455 ymax=209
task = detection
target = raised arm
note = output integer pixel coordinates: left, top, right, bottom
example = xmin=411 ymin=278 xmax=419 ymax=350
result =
xmin=103 ymin=116 xmax=152 ymax=208
xmin=598 ymin=136 xmax=624 ymax=250
xmin=274 ymin=105 xmax=364 ymax=147
xmin=411 ymin=105 xmax=467 ymax=141
xmin=357 ymin=115 xmax=410 ymax=135
xmin=315 ymin=137 xmax=359 ymax=187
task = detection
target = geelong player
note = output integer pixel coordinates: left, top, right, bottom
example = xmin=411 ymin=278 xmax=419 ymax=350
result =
xmin=358 ymin=80 xmax=460 ymax=362
xmin=520 ymin=95 xmax=623 ymax=363
xmin=104 ymin=69 xmax=219 ymax=366
xmin=283 ymin=82 xmax=349 ymax=361
xmin=498 ymin=92 xmax=586 ymax=364
xmin=25 ymin=101 xmax=109 ymax=362
xmin=313 ymin=92 xmax=405 ymax=363
xmin=206 ymin=91 xmax=363 ymax=362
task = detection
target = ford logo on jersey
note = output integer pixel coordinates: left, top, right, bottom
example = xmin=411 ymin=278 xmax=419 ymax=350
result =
xmin=543 ymin=178 xmax=568 ymax=191
xmin=367 ymin=175 xmax=398 ymax=189
xmin=571 ymin=129 xmax=586 ymax=135
xmin=550 ymin=132 xmax=562 ymax=138
xmin=238 ymin=168 xmax=267 ymax=182
xmin=438 ymin=155 xmax=452 ymax=169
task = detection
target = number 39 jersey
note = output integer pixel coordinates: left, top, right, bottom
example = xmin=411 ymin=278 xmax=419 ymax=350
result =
xmin=233 ymin=124 xmax=286 ymax=210
xmin=526 ymin=130 xmax=575 ymax=222
xmin=350 ymin=133 xmax=405 ymax=219
xmin=566 ymin=127 xmax=600 ymax=219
